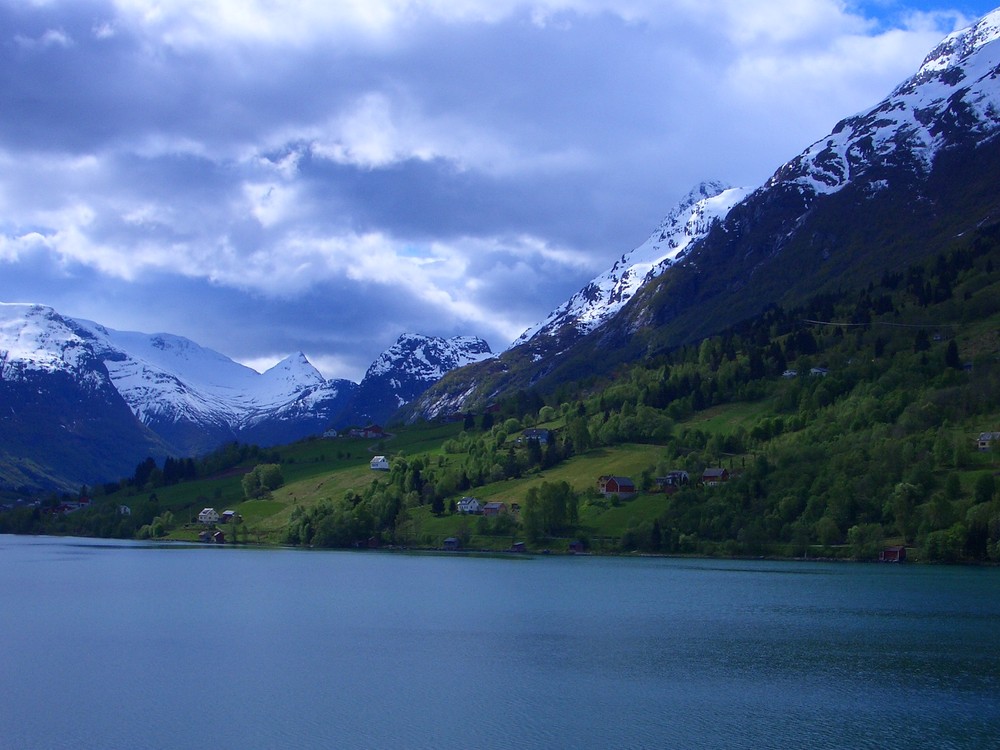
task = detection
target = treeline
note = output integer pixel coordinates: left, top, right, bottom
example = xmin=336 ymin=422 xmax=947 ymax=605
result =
xmin=0 ymin=441 xmax=279 ymax=539
xmin=283 ymin=237 xmax=1000 ymax=556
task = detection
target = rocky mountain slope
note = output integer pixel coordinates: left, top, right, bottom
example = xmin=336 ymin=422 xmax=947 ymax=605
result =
xmin=406 ymin=8 xmax=1000 ymax=420
xmin=513 ymin=180 xmax=749 ymax=347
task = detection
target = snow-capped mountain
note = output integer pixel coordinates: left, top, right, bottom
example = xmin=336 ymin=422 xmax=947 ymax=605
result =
xmin=514 ymin=181 xmax=749 ymax=346
xmin=516 ymin=8 xmax=1000 ymax=352
xmin=406 ymin=8 xmax=1000 ymax=419
xmin=0 ymin=302 xmax=357 ymax=458
xmin=772 ymin=8 xmax=1000 ymax=197
xmin=0 ymin=302 xmax=497 ymax=488
xmin=0 ymin=303 xmax=170 ymax=490
xmin=71 ymin=318 xmax=356 ymax=453
xmin=338 ymin=333 xmax=494 ymax=427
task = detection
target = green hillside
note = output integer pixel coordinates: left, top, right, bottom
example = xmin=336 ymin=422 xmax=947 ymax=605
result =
xmin=3 ymin=236 xmax=999 ymax=563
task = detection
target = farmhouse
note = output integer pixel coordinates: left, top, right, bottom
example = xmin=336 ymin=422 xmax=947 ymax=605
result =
xmin=370 ymin=455 xmax=390 ymax=471
xmin=655 ymin=471 xmax=690 ymax=492
xmin=598 ymin=475 xmax=637 ymax=499
xmin=702 ymin=468 xmax=730 ymax=486
xmin=198 ymin=508 xmax=220 ymax=525
xmin=520 ymin=428 xmax=553 ymax=445
xmin=349 ymin=424 xmax=386 ymax=439
xmin=457 ymin=497 xmax=482 ymax=514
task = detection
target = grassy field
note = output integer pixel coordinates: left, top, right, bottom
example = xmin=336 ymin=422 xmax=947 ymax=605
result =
xmin=155 ymin=423 xmax=686 ymax=548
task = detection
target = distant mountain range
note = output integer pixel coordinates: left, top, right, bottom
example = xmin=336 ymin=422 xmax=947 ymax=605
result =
xmin=405 ymin=7 xmax=1000 ymax=420
xmin=0 ymin=303 xmax=492 ymax=491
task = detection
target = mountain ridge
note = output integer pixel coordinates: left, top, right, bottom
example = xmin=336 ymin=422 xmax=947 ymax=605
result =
xmin=404 ymin=7 xmax=1000 ymax=421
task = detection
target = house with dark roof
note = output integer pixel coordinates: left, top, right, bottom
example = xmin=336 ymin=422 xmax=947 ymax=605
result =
xmin=456 ymin=497 xmax=482 ymax=514
xmin=701 ymin=468 xmax=730 ymax=486
xmin=977 ymin=432 xmax=1000 ymax=451
xmin=520 ymin=428 xmax=553 ymax=445
xmin=655 ymin=471 xmax=690 ymax=493
xmin=598 ymin=475 xmax=637 ymax=499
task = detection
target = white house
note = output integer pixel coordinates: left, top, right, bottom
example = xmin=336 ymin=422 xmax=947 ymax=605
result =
xmin=456 ymin=497 xmax=482 ymax=514
xmin=198 ymin=507 xmax=220 ymax=525
xmin=370 ymin=455 xmax=390 ymax=471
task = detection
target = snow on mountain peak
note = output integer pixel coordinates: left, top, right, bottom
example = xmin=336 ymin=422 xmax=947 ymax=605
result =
xmin=915 ymin=9 xmax=1000 ymax=78
xmin=513 ymin=181 xmax=749 ymax=346
xmin=770 ymin=8 xmax=1000 ymax=198
xmin=366 ymin=333 xmax=494 ymax=380
xmin=0 ymin=302 xmax=104 ymax=379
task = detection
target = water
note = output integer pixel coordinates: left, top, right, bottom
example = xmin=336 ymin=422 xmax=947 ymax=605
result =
xmin=1 ymin=535 xmax=997 ymax=749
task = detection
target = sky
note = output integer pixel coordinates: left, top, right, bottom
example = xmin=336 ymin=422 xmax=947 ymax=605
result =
xmin=1 ymin=0 xmax=997 ymax=382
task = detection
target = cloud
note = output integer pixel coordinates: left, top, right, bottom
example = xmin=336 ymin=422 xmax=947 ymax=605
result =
xmin=0 ymin=0 xmax=990 ymax=379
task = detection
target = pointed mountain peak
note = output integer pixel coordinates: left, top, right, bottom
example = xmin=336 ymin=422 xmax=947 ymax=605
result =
xmin=512 ymin=180 xmax=748 ymax=346
xmin=915 ymin=9 xmax=1000 ymax=79
xmin=263 ymin=352 xmax=324 ymax=383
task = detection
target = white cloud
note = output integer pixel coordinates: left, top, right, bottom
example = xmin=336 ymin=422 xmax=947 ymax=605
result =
xmin=242 ymin=181 xmax=303 ymax=228
xmin=14 ymin=28 xmax=73 ymax=50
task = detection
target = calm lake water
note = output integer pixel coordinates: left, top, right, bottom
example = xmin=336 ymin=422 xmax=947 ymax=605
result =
xmin=1 ymin=535 xmax=998 ymax=750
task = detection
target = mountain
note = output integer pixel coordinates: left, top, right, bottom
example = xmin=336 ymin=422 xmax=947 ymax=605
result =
xmin=0 ymin=302 xmax=359 ymax=489
xmin=405 ymin=8 xmax=1000 ymax=420
xmin=0 ymin=304 xmax=170 ymax=492
xmin=513 ymin=180 xmax=750 ymax=347
xmin=336 ymin=333 xmax=494 ymax=427
xmin=73 ymin=319 xmax=356 ymax=455
xmin=0 ymin=302 xmax=496 ymax=489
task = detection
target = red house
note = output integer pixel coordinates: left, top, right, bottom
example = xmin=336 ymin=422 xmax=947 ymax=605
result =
xmin=702 ymin=468 xmax=730 ymax=486
xmin=598 ymin=475 xmax=637 ymax=499
xmin=349 ymin=424 xmax=386 ymax=439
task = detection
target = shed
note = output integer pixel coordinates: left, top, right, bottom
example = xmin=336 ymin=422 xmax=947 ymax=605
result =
xmin=443 ymin=537 xmax=461 ymax=551
xmin=879 ymin=546 xmax=907 ymax=563
xmin=483 ymin=501 xmax=507 ymax=517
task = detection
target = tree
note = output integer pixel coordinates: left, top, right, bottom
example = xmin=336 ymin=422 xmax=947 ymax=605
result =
xmin=847 ymin=523 xmax=883 ymax=560
xmin=975 ymin=474 xmax=996 ymax=506
xmin=891 ymin=482 xmax=920 ymax=543
xmin=242 ymin=463 xmax=285 ymax=498
xmin=945 ymin=340 xmax=961 ymax=369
